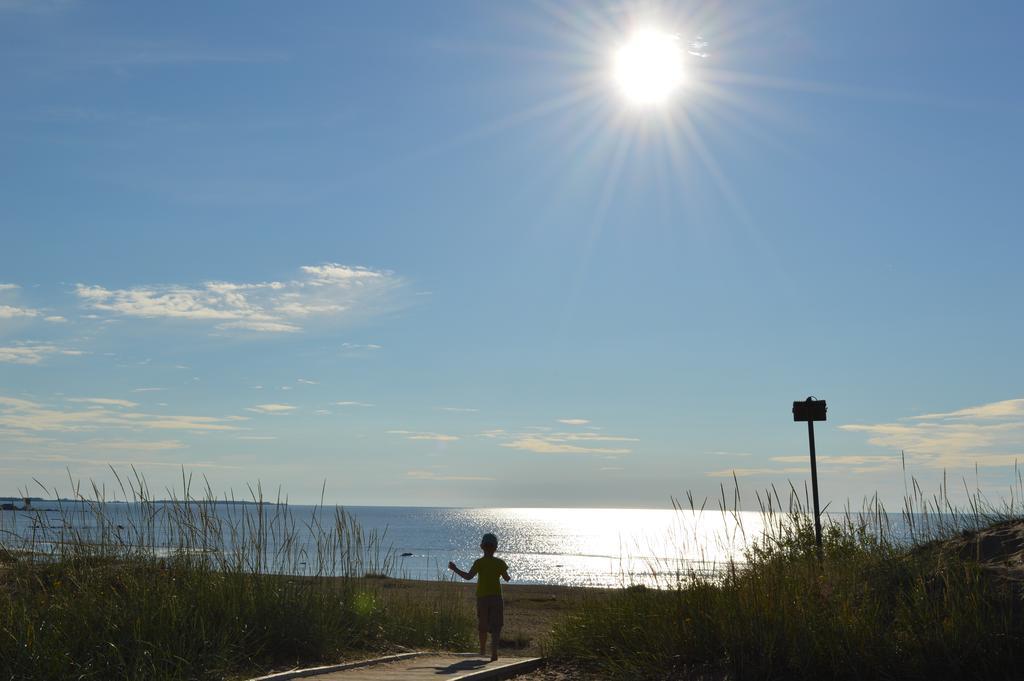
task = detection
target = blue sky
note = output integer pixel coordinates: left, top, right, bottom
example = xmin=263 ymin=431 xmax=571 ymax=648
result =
xmin=1 ymin=1 xmax=1022 ymax=508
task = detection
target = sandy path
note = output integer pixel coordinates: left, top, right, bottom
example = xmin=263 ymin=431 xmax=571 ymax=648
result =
xmin=375 ymin=578 xmax=605 ymax=658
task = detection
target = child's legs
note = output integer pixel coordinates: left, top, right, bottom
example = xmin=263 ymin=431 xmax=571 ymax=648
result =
xmin=476 ymin=597 xmax=491 ymax=654
xmin=476 ymin=595 xmax=503 ymax=657
xmin=490 ymin=625 xmax=501 ymax=658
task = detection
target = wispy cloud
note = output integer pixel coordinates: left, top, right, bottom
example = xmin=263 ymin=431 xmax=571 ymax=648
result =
xmin=296 ymin=378 xmax=319 ymax=385
xmin=340 ymin=342 xmax=382 ymax=352
xmin=75 ymin=263 xmax=402 ymax=334
xmin=841 ymin=397 xmax=1024 ymax=470
xmin=906 ymin=399 xmax=1024 ymax=421
xmin=246 ymin=404 xmax=296 ymax=414
xmin=0 ymin=344 xmax=57 ymax=364
xmin=301 ymin=264 xmax=384 ymax=284
xmin=501 ymin=436 xmax=631 ymax=455
xmin=770 ymin=454 xmax=900 ymax=475
xmin=0 ymin=286 xmax=58 ymax=321
xmin=389 ymin=430 xmax=459 ymax=442
xmin=0 ymin=395 xmax=245 ymax=433
xmin=707 ymin=454 xmax=902 ymax=478
xmin=84 ymin=439 xmax=185 ymax=452
xmin=219 ymin=320 xmax=300 ymax=333
xmin=67 ymin=397 xmax=138 ymax=408
xmin=406 ymin=469 xmax=494 ymax=481
xmin=0 ymin=451 xmax=237 ymax=471
xmin=707 ymin=467 xmax=808 ymax=478
xmin=132 ymin=387 xmax=165 ymax=393
xmin=336 ymin=401 xmax=374 ymax=407
xmin=0 ymin=342 xmax=81 ymax=365
xmin=0 ymin=305 xmax=41 ymax=319
xmin=439 ymin=406 xmax=479 ymax=413
xmin=557 ymin=418 xmax=589 ymax=426
xmin=495 ymin=429 xmax=637 ymax=456
xmin=770 ymin=454 xmax=896 ymax=466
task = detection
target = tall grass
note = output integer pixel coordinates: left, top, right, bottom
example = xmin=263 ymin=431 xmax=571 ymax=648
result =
xmin=0 ymin=470 xmax=472 ymax=681
xmin=550 ymin=468 xmax=1024 ymax=680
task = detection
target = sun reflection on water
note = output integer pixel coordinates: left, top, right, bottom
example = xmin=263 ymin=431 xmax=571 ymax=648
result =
xmin=438 ymin=507 xmax=767 ymax=587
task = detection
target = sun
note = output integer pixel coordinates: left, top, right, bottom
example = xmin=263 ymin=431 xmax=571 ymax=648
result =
xmin=612 ymin=28 xmax=685 ymax=106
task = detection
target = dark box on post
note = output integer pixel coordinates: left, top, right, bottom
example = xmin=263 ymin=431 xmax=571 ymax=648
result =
xmin=793 ymin=398 xmax=827 ymax=422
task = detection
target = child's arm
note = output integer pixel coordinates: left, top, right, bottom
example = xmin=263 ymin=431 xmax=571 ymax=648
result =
xmin=501 ymin=568 xmax=511 ymax=582
xmin=447 ymin=561 xmax=477 ymax=581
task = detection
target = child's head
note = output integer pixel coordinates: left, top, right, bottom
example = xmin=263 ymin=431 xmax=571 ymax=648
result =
xmin=480 ymin=532 xmax=498 ymax=556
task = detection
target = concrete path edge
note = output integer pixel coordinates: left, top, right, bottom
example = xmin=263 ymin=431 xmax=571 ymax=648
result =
xmin=449 ymin=657 xmax=545 ymax=681
xmin=245 ymin=652 xmax=426 ymax=681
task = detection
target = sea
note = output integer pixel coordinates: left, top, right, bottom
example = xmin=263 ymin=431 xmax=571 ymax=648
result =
xmin=0 ymin=501 xmax=922 ymax=588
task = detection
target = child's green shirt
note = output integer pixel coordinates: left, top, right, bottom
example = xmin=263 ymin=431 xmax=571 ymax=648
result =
xmin=471 ymin=556 xmax=507 ymax=597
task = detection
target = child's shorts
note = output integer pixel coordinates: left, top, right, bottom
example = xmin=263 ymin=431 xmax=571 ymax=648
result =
xmin=476 ymin=595 xmax=504 ymax=633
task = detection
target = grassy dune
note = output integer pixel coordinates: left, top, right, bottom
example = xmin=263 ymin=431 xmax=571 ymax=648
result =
xmin=547 ymin=478 xmax=1024 ymax=681
xmin=0 ymin=473 xmax=472 ymax=681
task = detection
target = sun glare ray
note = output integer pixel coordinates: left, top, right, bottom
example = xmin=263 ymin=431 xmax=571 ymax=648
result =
xmin=671 ymin=109 xmax=790 ymax=283
xmin=674 ymin=109 xmax=754 ymax=229
xmin=332 ymin=85 xmax=598 ymax=192
xmin=698 ymin=90 xmax=794 ymax=156
xmin=703 ymin=68 xmax=946 ymax=106
xmin=557 ymin=120 xmax=638 ymax=339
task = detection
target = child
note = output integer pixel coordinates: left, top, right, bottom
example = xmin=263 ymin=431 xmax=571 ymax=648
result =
xmin=448 ymin=532 xmax=511 ymax=660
